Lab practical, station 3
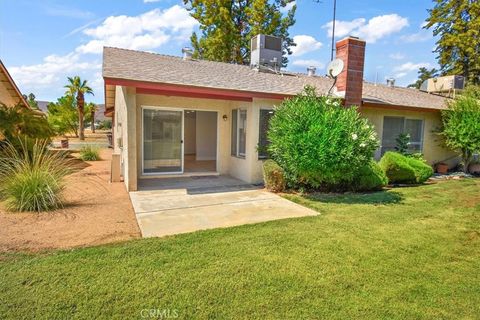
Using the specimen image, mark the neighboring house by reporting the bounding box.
[103,36,456,192]
[0,59,29,108]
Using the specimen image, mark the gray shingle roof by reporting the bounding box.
[103,47,448,110]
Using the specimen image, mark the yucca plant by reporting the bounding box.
[79,145,101,161]
[0,140,72,212]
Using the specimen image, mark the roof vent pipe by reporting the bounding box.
[307,66,316,77]
[182,47,193,60]
[386,78,395,87]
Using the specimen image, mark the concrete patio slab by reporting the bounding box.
[130,176,318,238]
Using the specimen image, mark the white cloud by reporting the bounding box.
[8,5,198,101]
[76,5,198,54]
[322,18,366,39]
[8,53,101,88]
[291,59,325,69]
[290,35,322,56]
[389,53,405,60]
[322,14,409,43]
[392,62,430,78]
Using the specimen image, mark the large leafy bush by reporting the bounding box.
[441,86,480,172]
[0,140,72,212]
[379,152,433,184]
[0,103,53,142]
[350,160,388,192]
[267,87,379,189]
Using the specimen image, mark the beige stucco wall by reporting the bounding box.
[132,93,260,188]
[361,106,459,167]
[113,86,138,191]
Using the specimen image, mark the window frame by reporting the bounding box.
[381,116,425,155]
[258,108,275,160]
[231,108,247,159]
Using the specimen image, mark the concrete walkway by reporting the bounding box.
[130,176,318,238]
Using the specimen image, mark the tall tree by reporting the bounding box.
[408,67,439,89]
[183,0,296,66]
[47,95,79,137]
[425,0,480,85]
[64,76,93,141]
[85,102,98,133]
[22,93,39,110]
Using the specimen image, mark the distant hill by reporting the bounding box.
[37,101,110,121]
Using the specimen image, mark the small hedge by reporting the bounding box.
[379,152,433,184]
[351,160,388,191]
[263,160,286,192]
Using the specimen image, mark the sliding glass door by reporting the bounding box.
[143,108,183,174]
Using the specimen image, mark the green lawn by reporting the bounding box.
[1,180,479,319]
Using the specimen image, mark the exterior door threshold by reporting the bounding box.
[140,172,220,179]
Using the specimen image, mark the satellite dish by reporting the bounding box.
[326,59,344,78]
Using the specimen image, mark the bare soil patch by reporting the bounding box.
[0,148,141,252]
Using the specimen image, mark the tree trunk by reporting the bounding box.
[91,110,95,133]
[77,93,85,141]
[462,149,472,173]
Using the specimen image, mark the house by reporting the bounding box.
[0,59,30,108]
[103,36,457,192]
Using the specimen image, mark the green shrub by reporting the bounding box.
[0,140,72,212]
[268,86,379,189]
[379,152,433,184]
[408,158,434,183]
[79,145,101,161]
[351,160,388,191]
[262,159,286,192]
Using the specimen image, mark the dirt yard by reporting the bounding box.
[0,148,141,252]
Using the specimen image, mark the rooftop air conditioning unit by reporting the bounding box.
[250,34,283,71]
[421,75,465,93]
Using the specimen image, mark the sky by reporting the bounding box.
[0,0,439,103]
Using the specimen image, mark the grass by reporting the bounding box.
[0,140,72,212]
[79,145,101,161]
[1,180,479,319]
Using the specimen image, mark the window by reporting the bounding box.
[258,109,275,159]
[381,116,424,155]
[231,109,247,158]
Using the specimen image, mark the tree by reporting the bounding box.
[64,76,93,140]
[408,67,439,89]
[183,0,296,66]
[441,86,480,172]
[85,103,98,133]
[425,0,480,85]
[47,95,79,137]
[22,93,39,110]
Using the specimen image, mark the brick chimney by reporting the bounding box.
[335,36,366,107]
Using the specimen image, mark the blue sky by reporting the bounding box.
[0,0,438,103]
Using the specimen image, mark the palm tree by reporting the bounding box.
[64,76,93,141]
[86,103,98,133]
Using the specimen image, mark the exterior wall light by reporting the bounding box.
[223,114,228,121]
